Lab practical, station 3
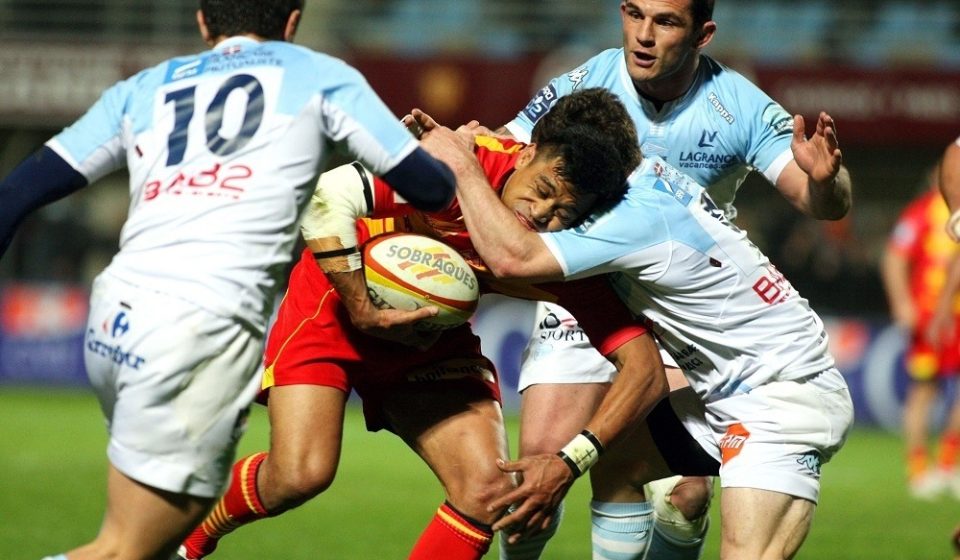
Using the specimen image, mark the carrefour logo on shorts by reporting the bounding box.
[522,85,559,123]
[86,309,146,370]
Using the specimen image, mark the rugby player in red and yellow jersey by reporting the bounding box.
[882,169,960,498]
[180,89,671,559]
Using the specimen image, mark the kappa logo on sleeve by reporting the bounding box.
[719,422,750,464]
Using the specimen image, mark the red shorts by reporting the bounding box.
[907,316,960,381]
[260,250,500,431]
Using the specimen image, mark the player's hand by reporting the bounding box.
[420,125,485,178]
[488,455,575,544]
[348,306,443,350]
[404,108,494,141]
[924,306,955,350]
[791,112,843,187]
[326,268,442,349]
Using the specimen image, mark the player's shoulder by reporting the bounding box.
[697,55,764,95]
[575,48,624,81]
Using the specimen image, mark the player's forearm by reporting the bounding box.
[879,251,914,324]
[806,165,851,220]
[582,334,668,453]
[0,146,87,257]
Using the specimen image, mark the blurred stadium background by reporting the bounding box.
[1,1,959,557]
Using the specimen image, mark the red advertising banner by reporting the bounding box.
[751,66,960,147]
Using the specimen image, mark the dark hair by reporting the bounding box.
[199,0,304,41]
[536,124,629,212]
[531,87,641,178]
[692,0,715,28]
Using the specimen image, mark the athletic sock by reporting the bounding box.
[938,431,960,471]
[181,452,270,559]
[499,501,564,559]
[590,500,653,560]
[409,502,493,560]
[647,515,709,560]
[908,445,929,480]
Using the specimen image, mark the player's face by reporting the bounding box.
[619,0,715,100]
[500,149,596,233]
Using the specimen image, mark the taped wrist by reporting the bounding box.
[556,430,604,478]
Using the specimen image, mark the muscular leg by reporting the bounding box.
[180,385,347,558]
[719,487,814,560]
[65,464,213,560]
[502,382,609,559]
[383,382,515,559]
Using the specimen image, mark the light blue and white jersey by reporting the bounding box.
[47,37,419,333]
[539,157,834,403]
[507,51,795,218]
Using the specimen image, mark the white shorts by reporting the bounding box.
[701,368,854,503]
[85,272,264,498]
[518,301,678,392]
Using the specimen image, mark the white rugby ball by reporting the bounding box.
[363,233,480,330]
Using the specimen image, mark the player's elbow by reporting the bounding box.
[483,253,531,280]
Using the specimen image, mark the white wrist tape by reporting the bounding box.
[947,208,960,243]
[557,430,604,478]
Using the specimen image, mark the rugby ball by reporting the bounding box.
[363,233,480,330]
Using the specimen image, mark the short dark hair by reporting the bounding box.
[691,0,715,28]
[199,0,304,41]
[532,87,641,179]
[535,125,629,213]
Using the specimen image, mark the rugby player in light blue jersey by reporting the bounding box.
[488,0,851,558]
[0,2,455,558]
[423,124,853,560]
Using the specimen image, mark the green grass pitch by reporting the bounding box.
[1,387,957,559]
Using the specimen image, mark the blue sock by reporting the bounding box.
[499,501,564,559]
[590,500,653,560]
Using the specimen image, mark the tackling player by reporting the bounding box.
[408,1,852,558]
[424,122,854,560]
[0,2,458,558]
[179,89,702,560]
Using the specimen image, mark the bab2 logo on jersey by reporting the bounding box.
[86,306,146,370]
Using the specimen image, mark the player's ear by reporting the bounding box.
[284,9,302,42]
[197,10,214,45]
[694,20,716,49]
[515,145,537,169]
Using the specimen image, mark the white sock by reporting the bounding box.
[591,500,653,560]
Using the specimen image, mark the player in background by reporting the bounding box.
[422,123,854,560]
[179,89,699,560]
[0,1,458,558]
[409,1,851,558]
[880,163,960,500]
[942,136,960,238]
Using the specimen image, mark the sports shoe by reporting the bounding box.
[908,470,946,500]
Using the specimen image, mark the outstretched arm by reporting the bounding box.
[776,112,852,220]
[0,146,88,258]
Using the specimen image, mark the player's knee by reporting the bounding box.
[448,467,516,523]
[670,476,713,521]
[268,457,338,506]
